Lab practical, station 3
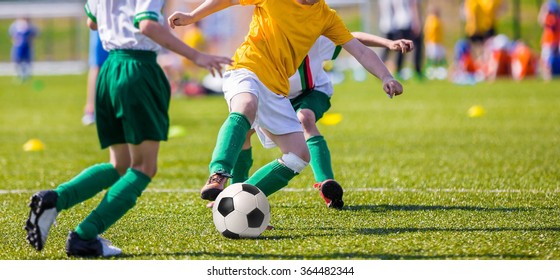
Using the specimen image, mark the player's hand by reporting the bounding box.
[389,39,414,54]
[168,12,194,29]
[194,53,233,78]
[382,77,403,99]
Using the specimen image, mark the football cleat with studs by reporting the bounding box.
[65,231,122,258]
[200,172,230,201]
[25,190,59,251]
[314,179,344,209]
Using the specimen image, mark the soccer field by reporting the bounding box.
[0,75,559,261]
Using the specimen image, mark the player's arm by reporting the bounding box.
[84,1,98,31]
[342,38,403,98]
[139,20,232,77]
[351,31,414,54]
[87,18,97,31]
[168,0,240,29]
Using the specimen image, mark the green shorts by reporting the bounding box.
[289,90,331,121]
[95,50,170,149]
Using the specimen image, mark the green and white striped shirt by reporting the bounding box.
[85,0,164,52]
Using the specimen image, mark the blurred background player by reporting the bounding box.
[380,0,424,81]
[482,34,511,81]
[24,0,232,258]
[9,17,37,83]
[82,30,109,126]
[423,4,447,80]
[378,0,397,67]
[509,39,537,81]
[180,22,208,96]
[462,0,506,62]
[538,0,560,80]
[450,39,484,84]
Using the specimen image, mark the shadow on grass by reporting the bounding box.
[124,251,537,260]
[356,226,560,235]
[345,204,534,212]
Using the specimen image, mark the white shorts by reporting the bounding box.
[222,68,303,148]
[425,43,446,61]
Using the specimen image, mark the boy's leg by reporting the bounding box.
[231,147,253,184]
[245,131,309,196]
[307,135,334,182]
[54,163,121,212]
[202,112,251,200]
[305,131,344,209]
[231,129,255,184]
[208,112,252,176]
[71,141,157,241]
[293,95,343,208]
[25,162,121,251]
[202,92,256,200]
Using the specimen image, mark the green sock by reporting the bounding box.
[231,148,253,184]
[209,112,251,175]
[75,168,151,240]
[54,163,121,212]
[307,135,334,182]
[245,160,298,196]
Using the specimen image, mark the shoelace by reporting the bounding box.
[208,174,227,184]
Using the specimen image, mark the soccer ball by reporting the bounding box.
[212,183,270,239]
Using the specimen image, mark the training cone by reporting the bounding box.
[168,125,187,138]
[468,105,485,118]
[23,138,45,152]
[319,113,343,126]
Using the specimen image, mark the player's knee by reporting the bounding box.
[112,163,129,176]
[297,109,317,131]
[131,165,157,178]
[143,166,157,178]
[280,152,309,173]
[231,93,258,122]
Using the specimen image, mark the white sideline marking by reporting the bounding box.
[2,187,559,195]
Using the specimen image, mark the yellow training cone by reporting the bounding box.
[468,105,485,118]
[23,138,45,152]
[168,125,187,138]
[319,113,343,126]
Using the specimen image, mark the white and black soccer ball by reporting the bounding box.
[212,183,270,239]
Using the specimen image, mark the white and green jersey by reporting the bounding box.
[85,0,164,52]
[287,36,342,99]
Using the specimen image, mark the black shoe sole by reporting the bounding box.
[321,181,344,210]
[24,191,57,251]
[201,188,223,201]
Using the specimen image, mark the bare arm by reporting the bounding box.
[168,0,239,29]
[342,38,403,98]
[87,18,97,31]
[139,20,232,76]
[351,31,414,53]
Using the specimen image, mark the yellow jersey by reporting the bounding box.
[464,0,502,36]
[232,0,354,96]
[423,14,443,44]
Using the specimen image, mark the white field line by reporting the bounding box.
[1,187,559,195]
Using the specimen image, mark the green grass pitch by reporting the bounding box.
[0,74,558,260]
